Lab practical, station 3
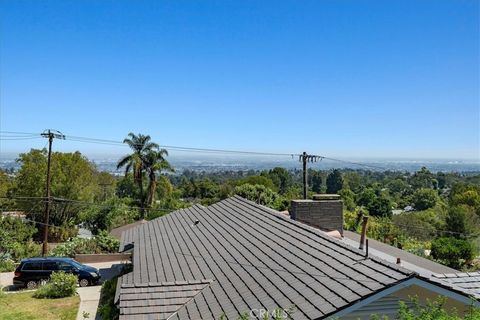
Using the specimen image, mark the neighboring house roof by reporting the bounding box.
[342,230,457,276]
[117,276,214,320]
[111,220,147,240]
[117,196,415,320]
[430,273,480,300]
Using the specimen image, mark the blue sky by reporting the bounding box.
[1,0,478,159]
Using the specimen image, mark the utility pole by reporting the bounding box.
[299,152,323,199]
[302,152,307,199]
[41,129,65,256]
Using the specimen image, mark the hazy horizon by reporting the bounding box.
[1,1,479,160]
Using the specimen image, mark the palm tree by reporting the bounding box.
[144,149,172,209]
[117,133,159,214]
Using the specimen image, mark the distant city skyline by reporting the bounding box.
[1,0,479,160]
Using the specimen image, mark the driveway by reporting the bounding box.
[0,271,13,289]
[76,261,126,320]
[1,261,127,320]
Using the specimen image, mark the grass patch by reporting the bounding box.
[0,291,79,320]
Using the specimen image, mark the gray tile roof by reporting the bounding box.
[111,220,148,240]
[430,272,480,299]
[117,278,213,320]
[117,196,414,319]
[342,230,458,276]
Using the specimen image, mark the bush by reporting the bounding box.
[233,184,288,211]
[95,231,120,253]
[51,232,120,257]
[431,237,476,269]
[97,278,120,320]
[34,271,77,299]
[9,241,42,261]
[0,259,15,272]
[79,198,139,235]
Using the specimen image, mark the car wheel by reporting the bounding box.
[79,278,89,287]
[26,280,37,290]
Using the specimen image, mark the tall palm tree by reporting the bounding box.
[144,149,172,209]
[117,133,159,214]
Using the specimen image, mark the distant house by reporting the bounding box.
[116,196,479,320]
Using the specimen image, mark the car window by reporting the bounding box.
[22,262,42,270]
[42,261,58,271]
[58,262,75,271]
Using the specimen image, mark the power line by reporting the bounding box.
[0,130,407,171]
[0,131,39,135]
[0,196,177,213]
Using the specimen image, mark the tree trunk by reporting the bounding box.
[138,170,145,219]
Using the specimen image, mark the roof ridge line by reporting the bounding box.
[121,278,214,288]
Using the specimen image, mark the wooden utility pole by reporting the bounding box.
[41,129,65,256]
[299,152,323,200]
[302,152,307,199]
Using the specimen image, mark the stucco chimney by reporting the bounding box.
[290,194,343,235]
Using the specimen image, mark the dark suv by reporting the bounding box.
[13,257,101,289]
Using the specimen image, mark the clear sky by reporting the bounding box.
[0,0,479,159]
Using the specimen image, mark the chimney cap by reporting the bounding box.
[312,194,341,201]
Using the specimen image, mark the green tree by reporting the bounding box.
[238,175,276,191]
[410,167,435,189]
[412,188,439,210]
[0,216,38,261]
[431,237,475,269]
[357,188,393,217]
[117,133,159,215]
[308,169,323,193]
[79,198,139,234]
[143,149,172,209]
[451,189,480,215]
[234,184,287,210]
[326,169,343,194]
[116,174,140,199]
[267,167,293,194]
[13,149,98,231]
[0,170,15,209]
[444,205,480,239]
[339,188,355,211]
[95,172,116,202]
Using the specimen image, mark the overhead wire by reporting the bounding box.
[0,131,396,170]
[0,196,176,213]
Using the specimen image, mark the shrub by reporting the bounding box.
[51,232,120,257]
[9,241,42,261]
[95,231,120,253]
[233,184,288,211]
[34,271,77,298]
[79,198,139,235]
[431,237,476,269]
[97,278,120,320]
[0,259,16,272]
